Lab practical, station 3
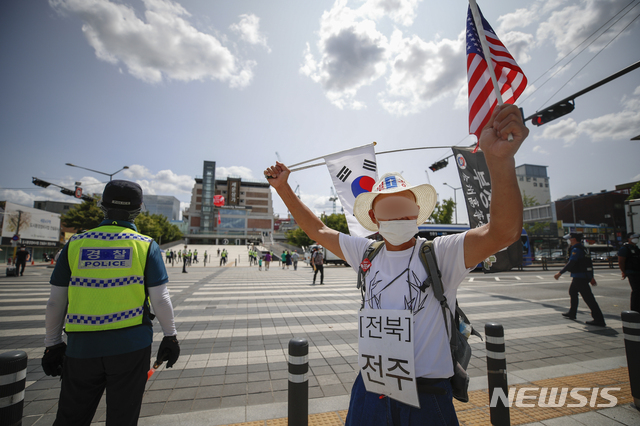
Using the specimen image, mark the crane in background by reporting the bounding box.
[329,187,338,214]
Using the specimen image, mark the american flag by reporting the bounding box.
[467,4,527,140]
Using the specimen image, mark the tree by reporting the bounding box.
[522,192,539,207]
[321,213,349,234]
[628,181,640,200]
[135,212,183,244]
[524,221,552,236]
[285,227,314,247]
[429,198,455,224]
[61,197,103,231]
[284,213,349,247]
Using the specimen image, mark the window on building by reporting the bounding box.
[519,177,524,181]
[545,184,548,187]
[533,183,538,187]
[526,177,531,182]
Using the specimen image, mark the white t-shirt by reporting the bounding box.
[339,232,472,379]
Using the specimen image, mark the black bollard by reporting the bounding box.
[485,323,510,426]
[288,338,308,426]
[622,311,640,410]
[0,351,28,426]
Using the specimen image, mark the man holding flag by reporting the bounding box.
[266,2,529,423]
[265,105,529,426]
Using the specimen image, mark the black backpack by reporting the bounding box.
[356,240,481,402]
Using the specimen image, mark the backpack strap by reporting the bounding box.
[418,241,459,361]
[357,241,385,310]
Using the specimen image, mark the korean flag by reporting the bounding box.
[324,144,378,238]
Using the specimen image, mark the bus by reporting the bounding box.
[417,224,533,267]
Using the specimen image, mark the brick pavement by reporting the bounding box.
[0,261,637,425]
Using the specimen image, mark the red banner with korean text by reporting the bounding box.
[452,147,522,272]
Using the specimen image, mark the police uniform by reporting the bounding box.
[618,238,640,312]
[43,181,178,426]
[560,242,605,325]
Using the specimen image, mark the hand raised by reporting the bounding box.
[264,161,291,190]
[479,104,529,161]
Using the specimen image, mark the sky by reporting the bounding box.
[1,0,639,224]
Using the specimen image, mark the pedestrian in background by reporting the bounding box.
[285,251,292,269]
[554,233,606,326]
[264,251,271,270]
[42,180,180,426]
[14,244,30,276]
[292,250,299,271]
[618,232,640,312]
[311,247,324,285]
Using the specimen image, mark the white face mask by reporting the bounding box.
[377,220,418,246]
[632,238,639,245]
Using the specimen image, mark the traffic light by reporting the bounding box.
[530,101,575,126]
[429,159,448,172]
[32,177,51,188]
[60,188,75,196]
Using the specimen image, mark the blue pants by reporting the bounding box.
[345,373,459,426]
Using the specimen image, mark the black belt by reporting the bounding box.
[416,377,448,395]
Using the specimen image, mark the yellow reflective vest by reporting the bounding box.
[65,225,152,332]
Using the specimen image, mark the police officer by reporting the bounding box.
[42,180,180,426]
[618,232,640,312]
[554,233,606,326]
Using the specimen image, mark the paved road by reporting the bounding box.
[0,261,634,425]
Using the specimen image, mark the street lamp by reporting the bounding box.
[65,163,129,181]
[443,183,461,224]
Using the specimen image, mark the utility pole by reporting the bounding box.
[12,210,23,262]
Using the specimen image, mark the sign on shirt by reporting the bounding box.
[358,309,419,408]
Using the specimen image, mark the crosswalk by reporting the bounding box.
[0,266,628,422]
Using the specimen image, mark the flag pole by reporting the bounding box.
[468,0,514,141]
[288,145,467,173]
[287,142,377,169]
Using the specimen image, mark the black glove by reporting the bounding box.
[156,335,180,368]
[42,342,66,377]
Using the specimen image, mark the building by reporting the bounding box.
[183,161,274,245]
[33,200,80,215]
[1,201,62,263]
[143,195,181,221]
[555,190,628,245]
[516,164,551,205]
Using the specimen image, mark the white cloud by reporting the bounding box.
[300,0,389,110]
[50,0,255,87]
[532,145,550,155]
[216,166,255,180]
[359,0,422,27]
[299,193,334,216]
[122,165,193,195]
[537,118,579,146]
[536,0,638,59]
[379,29,465,115]
[230,14,271,52]
[497,6,540,32]
[301,0,533,115]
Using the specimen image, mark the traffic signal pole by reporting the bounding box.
[525,60,640,125]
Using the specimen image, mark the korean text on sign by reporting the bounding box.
[358,309,419,408]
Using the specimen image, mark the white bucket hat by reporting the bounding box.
[353,172,438,232]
